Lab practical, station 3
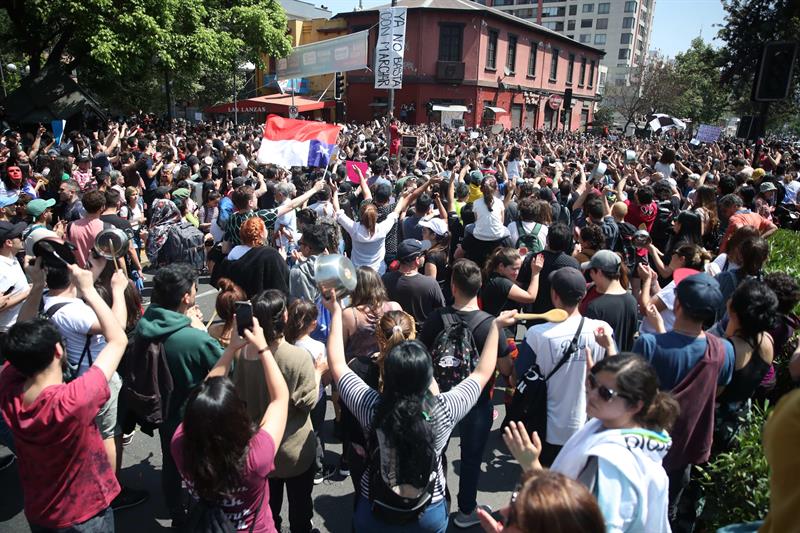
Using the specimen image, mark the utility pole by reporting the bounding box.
[233,66,238,126]
[165,70,173,121]
[387,0,397,119]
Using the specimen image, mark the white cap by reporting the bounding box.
[418,217,449,237]
[25,228,60,257]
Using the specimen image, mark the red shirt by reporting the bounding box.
[172,425,277,533]
[624,199,658,232]
[0,365,119,528]
[720,210,776,252]
[389,125,401,156]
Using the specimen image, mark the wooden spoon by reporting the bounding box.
[514,309,570,323]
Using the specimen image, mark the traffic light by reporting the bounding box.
[334,72,345,101]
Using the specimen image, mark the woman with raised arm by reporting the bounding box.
[172,317,289,533]
[323,289,517,533]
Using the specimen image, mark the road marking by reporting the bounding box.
[196,288,219,300]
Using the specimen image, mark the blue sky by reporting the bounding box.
[316,0,728,58]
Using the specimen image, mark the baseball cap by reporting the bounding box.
[581,249,621,274]
[468,170,484,185]
[397,239,429,262]
[418,217,449,237]
[549,267,587,303]
[0,221,26,242]
[675,272,722,319]
[26,198,56,217]
[0,193,19,208]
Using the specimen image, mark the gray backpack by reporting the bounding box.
[159,221,205,270]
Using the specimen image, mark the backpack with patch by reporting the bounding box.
[183,485,265,533]
[118,333,175,433]
[430,310,491,392]
[614,221,638,274]
[651,199,677,251]
[515,221,544,254]
[367,423,438,524]
[159,221,205,270]
[43,302,93,382]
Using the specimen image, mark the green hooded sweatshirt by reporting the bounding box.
[135,305,222,426]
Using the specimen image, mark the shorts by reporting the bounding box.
[95,372,122,440]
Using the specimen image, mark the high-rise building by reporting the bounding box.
[483,0,655,87]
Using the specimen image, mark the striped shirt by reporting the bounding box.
[338,370,481,503]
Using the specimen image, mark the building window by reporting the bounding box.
[567,19,576,30]
[582,3,594,12]
[598,2,610,13]
[569,4,577,15]
[620,32,632,44]
[542,6,565,16]
[528,43,538,76]
[515,8,535,18]
[541,21,564,30]
[622,17,634,28]
[594,34,606,45]
[581,19,592,28]
[596,18,608,29]
[615,78,626,86]
[625,1,636,12]
[588,59,596,87]
[579,56,587,85]
[494,0,513,5]
[579,33,591,43]
[438,24,463,62]
[567,53,575,83]
[549,48,559,81]
[506,34,518,73]
[618,48,630,60]
[487,30,498,69]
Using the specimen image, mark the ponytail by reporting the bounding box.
[640,392,680,432]
[360,202,378,236]
[481,176,497,211]
[483,246,521,281]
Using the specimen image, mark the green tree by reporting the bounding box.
[672,37,730,127]
[0,0,292,110]
[717,0,800,132]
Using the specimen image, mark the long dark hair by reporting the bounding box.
[729,279,778,350]
[93,260,142,332]
[591,353,679,431]
[666,210,703,259]
[251,289,287,344]
[350,266,389,312]
[371,341,436,487]
[481,176,497,210]
[181,377,256,502]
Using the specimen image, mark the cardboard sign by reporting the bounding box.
[345,160,369,184]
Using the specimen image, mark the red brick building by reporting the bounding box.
[335,0,605,130]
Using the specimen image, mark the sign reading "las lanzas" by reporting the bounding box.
[374,7,408,90]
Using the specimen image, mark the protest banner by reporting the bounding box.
[374,7,408,90]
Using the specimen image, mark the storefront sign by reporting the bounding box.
[374,7,408,90]
[277,30,369,79]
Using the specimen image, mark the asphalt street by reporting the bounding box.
[0,274,521,533]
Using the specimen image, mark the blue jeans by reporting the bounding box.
[30,506,114,532]
[455,396,493,515]
[354,495,447,533]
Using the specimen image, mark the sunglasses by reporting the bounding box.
[586,373,628,402]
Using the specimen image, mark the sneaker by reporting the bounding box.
[111,486,149,511]
[453,505,492,528]
[314,465,335,485]
[122,430,136,447]
[338,456,350,477]
[0,454,15,471]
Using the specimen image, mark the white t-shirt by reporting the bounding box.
[654,161,674,179]
[336,211,399,275]
[275,200,299,250]
[506,160,521,181]
[522,314,611,445]
[309,201,335,218]
[507,221,548,249]
[783,180,800,204]
[640,282,677,334]
[227,244,252,261]
[295,336,327,401]
[42,295,106,376]
[472,198,509,241]
[0,255,28,332]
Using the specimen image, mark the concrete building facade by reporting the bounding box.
[481,0,655,88]
[336,0,604,130]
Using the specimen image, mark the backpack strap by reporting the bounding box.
[545,316,585,382]
[74,334,94,371]
[43,302,71,319]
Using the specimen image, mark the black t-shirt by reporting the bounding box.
[584,292,639,352]
[425,249,451,302]
[100,214,134,238]
[381,271,446,329]
[479,273,514,317]
[518,250,580,316]
[419,306,509,401]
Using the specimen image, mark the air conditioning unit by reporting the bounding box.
[436,61,465,82]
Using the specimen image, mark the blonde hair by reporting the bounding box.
[374,310,416,390]
[611,201,628,220]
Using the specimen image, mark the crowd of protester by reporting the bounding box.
[0,114,800,533]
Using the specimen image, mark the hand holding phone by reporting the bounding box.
[235,301,254,337]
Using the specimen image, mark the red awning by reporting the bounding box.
[204,94,335,114]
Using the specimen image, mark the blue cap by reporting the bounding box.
[675,272,722,320]
[0,193,19,208]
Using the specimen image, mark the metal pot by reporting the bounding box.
[94,227,130,260]
[315,254,357,298]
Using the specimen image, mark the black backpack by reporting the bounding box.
[118,333,175,431]
[503,317,585,441]
[614,221,638,275]
[158,221,205,270]
[514,221,544,253]
[43,302,93,382]
[651,199,677,251]
[367,426,438,525]
[430,310,491,392]
[183,485,266,533]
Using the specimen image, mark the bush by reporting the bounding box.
[698,402,771,531]
[765,229,800,281]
